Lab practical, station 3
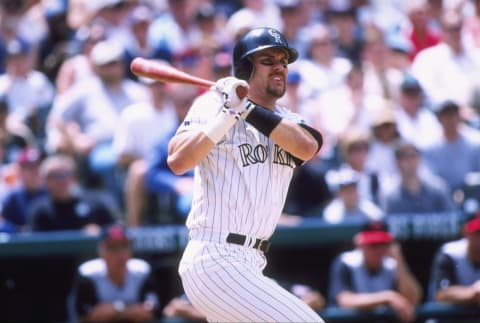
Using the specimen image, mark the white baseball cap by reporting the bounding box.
[90,40,124,66]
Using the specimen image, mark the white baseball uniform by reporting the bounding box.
[176,90,324,322]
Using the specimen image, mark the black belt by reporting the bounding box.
[226,233,270,253]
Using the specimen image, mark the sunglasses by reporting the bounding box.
[46,170,73,180]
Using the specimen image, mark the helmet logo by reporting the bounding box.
[268,28,283,44]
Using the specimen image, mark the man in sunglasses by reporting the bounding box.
[29,154,118,233]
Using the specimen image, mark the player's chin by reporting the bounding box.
[267,85,286,98]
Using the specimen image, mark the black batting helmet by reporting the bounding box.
[233,27,298,80]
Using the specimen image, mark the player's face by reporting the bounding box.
[250,48,289,98]
[361,243,390,270]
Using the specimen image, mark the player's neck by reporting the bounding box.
[248,94,276,110]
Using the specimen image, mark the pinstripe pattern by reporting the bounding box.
[177,91,300,239]
[176,90,323,321]
[179,240,324,322]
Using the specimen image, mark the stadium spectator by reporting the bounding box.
[46,39,148,193]
[225,0,283,38]
[54,22,106,94]
[328,219,422,323]
[29,154,118,233]
[428,209,480,304]
[0,37,55,140]
[148,0,203,63]
[423,100,480,193]
[365,103,403,191]
[124,84,196,226]
[401,0,441,61]
[379,140,456,214]
[361,24,400,101]
[71,223,160,323]
[276,0,312,59]
[141,84,198,225]
[323,167,384,225]
[327,127,382,204]
[296,22,352,101]
[411,9,480,115]
[115,76,177,225]
[303,63,384,162]
[0,97,36,164]
[385,30,413,75]
[326,1,364,64]
[393,74,442,150]
[0,148,47,232]
[280,154,332,225]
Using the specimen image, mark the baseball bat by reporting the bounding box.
[130,57,247,98]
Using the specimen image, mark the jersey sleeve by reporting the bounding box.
[327,255,354,306]
[428,251,457,301]
[175,90,223,135]
[73,274,98,318]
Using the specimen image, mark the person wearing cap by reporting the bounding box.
[326,127,382,204]
[394,74,442,150]
[328,220,422,323]
[0,148,48,233]
[46,38,148,197]
[427,210,480,305]
[323,167,384,225]
[365,102,402,187]
[423,99,480,193]
[72,223,160,322]
[0,36,55,127]
[29,154,118,233]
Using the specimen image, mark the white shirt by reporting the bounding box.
[113,101,177,159]
[0,70,55,121]
[411,43,480,106]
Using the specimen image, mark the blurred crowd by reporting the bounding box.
[1,0,480,321]
[0,0,479,231]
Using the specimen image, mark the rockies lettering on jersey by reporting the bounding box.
[238,143,295,168]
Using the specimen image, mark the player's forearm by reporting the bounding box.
[436,286,479,304]
[270,119,320,161]
[337,290,395,310]
[396,269,422,304]
[167,130,214,175]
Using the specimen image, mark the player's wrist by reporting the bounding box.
[244,104,282,137]
[202,108,238,144]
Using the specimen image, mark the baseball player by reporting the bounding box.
[167,27,324,322]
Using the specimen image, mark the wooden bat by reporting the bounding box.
[130,57,247,98]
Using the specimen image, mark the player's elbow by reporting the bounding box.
[167,155,190,175]
[296,138,319,161]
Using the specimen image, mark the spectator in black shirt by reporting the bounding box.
[30,154,118,233]
[428,210,480,304]
[1,148,47,232]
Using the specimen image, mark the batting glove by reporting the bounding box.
[212,77,250,115]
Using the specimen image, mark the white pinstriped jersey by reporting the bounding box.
[176,90,304,240]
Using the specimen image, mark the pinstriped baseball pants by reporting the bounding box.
[179,239,325,323]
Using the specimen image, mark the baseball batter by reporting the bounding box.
[167,27,325,322]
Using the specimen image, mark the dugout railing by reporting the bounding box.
[1,211,478,322]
